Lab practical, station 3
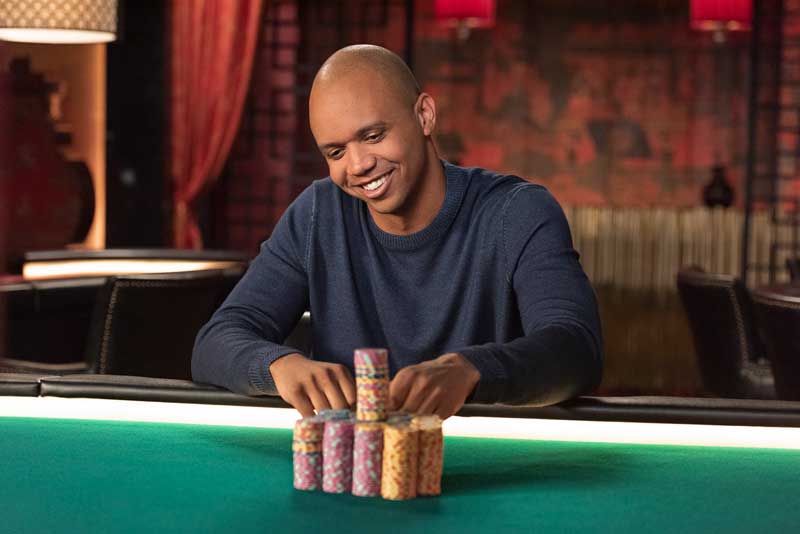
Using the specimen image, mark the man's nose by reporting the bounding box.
[346,144,376,176]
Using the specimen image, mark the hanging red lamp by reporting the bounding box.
[690,0,752,32]
[434,0,496,29]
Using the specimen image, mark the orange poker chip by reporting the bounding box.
[413,415,443,496]
[380,420,419,500]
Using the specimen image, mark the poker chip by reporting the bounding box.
[292,417,324,491]
[351,421,384,497]
[318,409,354,421]
[354,348,389,422]
[322,417,355,493]
[413,415,444,496]
[380,420,419,500]
[387,411,413,425]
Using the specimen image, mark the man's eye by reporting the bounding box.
[328,149,343,160]
[365,132,385,142]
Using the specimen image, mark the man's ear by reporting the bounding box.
[415,93,436,136]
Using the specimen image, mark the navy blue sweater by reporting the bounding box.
[192,162,602,405]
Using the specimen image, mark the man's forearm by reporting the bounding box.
[456,323,602,405]
[192,315,303,396]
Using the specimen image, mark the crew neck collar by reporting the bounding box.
[367,160,466,251]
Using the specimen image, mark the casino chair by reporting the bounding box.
[0,268,314,380]
[0,268,244,379]
[0,277,106,375]
[81,268,249,379]
[750,286,800,401]
[786,258,800,281]
[676,268,775,399]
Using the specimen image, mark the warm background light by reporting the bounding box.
[0,0,117,44]
[434,0,496,28]
[22,260,241,280]
[690,0,752,32]
[0,28,114,44]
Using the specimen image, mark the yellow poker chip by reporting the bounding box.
[381,421,419,500]
[292,441,323,453]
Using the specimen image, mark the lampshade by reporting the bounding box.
[0,0,117,44]
[434,0,496,28]
[690,0,751,32]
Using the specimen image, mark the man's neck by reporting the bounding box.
[369,154,446,235]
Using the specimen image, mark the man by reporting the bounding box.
[192,44,602,419]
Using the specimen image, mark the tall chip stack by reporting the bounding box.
[354,348,389,421]
[351,348,389,497]
[292,417,324,491]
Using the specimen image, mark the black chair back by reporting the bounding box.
[1,277,103,362]
[676,268,774,399]
[786,258,800,281]
[751,286,800,401]
[84,268,243,379]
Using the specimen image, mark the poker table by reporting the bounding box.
[1,374,800,533]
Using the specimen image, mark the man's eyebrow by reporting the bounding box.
[318,122,388,151]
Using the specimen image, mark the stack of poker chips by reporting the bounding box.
[351,421,384,497]
[321,410,356,493]
[292,417,324,490]
[291,348,444,500]
[354,348,389,421]
[413,415,444,496]
[381,418,419,500]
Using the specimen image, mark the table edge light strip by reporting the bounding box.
[22,260,238,279]
[0,397,798,450]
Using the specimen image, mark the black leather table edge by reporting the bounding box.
[39,375,289,408]
[6,374,794,427]
[0,277,107,291]
[457,398,800,427]
[0,373,45,397]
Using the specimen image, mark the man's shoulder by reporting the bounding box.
[306,176,354,207]
[285,177,345,214]
[285,177,360,238]
[451,162,552,212]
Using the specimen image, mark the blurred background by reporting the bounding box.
[2,0,798,401]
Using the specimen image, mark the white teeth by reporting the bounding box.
[363,173,389,191]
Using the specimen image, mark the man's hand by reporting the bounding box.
[270,353,356,417]
[388,353,480,419]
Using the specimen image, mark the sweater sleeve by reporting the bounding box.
[191,186,314,396]
[456,184,603,405]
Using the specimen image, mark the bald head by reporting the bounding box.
[311,44,420,111]
[307,45,443,234]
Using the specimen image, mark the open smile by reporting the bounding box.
[359,169,393,199]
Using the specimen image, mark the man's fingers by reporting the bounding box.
[399,379,428,414]
[416,389,441,415]
[336,368,357,407]
[388,368,415,411]
[319,370,350,410]
[305,382,332,413]
[290,392,316,418]
[435,397,463,420]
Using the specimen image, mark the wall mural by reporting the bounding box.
[414,0,750,207]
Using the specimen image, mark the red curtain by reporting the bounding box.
[170,0,264,249]
[0,44,10,275]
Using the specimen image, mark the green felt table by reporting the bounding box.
[2,412,799,534]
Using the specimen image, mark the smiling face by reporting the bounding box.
[309,69,443,234]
